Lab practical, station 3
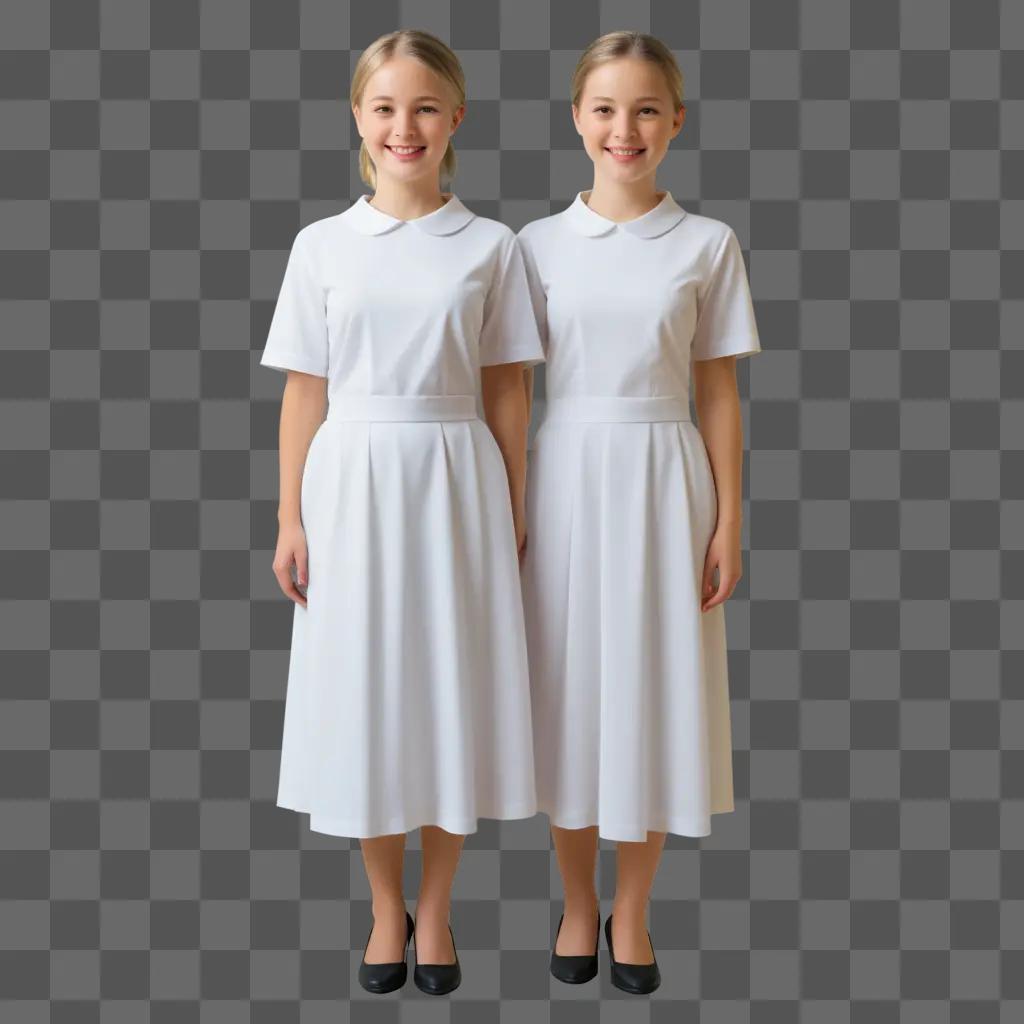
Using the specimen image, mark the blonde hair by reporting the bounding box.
[571,31,684,110]
[350,29,466,190]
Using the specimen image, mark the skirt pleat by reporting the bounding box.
[522,418,736,841]
[278,417,537,839]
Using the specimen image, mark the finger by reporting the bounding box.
[703,575,739,611]
[702,578,727,612]
[701,561,717,601]
[295,550,308,588]
[282,579,307,608]
[274,565,305,605]
[273,565,292,594]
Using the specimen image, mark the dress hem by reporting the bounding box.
[536,802,736,842]
[278,798,539,839]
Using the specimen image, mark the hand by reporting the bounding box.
[701,519,742,612]
[272,520,309,608]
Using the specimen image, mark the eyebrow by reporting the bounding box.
[367,95,443,102]
[590,96,664,103]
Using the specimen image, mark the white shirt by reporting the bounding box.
[261,193,545,398]
[517,190,760,403]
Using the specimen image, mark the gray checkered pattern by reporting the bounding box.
[1,0,1020,1018]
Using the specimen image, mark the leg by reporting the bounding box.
[415,824,465,964]
[359,832,409,963]
[551,824,600,954]
[611,830,666,964]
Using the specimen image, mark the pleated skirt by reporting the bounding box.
[276,396,537,838]
[520,396,736,841]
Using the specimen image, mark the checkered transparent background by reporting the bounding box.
[2,0,1022,1019]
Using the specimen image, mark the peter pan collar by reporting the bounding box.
[563,189,687,239]
[341,193,476,236]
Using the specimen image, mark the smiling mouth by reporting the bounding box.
[386,145,426,154]
[606,147,645,156]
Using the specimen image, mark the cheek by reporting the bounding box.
[640,125,669,148]
[427,121,453,144]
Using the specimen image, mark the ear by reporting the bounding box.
[351,102,363,139]
[670,103,686,139]
[450,103,466,134]
[571,103,582,137]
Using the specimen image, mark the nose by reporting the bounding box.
[394,112,417,138]
[613,117,637,141]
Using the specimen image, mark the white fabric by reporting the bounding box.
[543,395,691,423]
[518,190,761,841]
[261,194,545,838]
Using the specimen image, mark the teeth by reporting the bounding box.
[389,146,424,154]
[609,148,641,155]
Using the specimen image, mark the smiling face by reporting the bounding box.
[352,55,465,187]
[572,57,685,184]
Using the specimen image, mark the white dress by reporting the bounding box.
[260,193,545,838]
[518,191,761,841]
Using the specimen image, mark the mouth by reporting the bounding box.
[386,144,427,160]
[605,146,646,161]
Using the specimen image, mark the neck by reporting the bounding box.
[369,177,449,221]
[584,175,663,223]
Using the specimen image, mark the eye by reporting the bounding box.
[418,105,439,113]
[640,107,659,115]
[593,106,612,114]
[373,105,391,113]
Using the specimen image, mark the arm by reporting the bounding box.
[482,361,531,555]
[692,354,744,610]
[693,355,743,528]
[523,364,535,425]
[271,370,327,605]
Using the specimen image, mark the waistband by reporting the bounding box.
[326,394,478,422]
[542,396,691,423]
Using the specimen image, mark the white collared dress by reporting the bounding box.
[518,191,761,841]
[260,194,545,838]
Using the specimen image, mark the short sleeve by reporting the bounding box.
[516,227,549,357]
[691,227,761,362]
[259,229,329,378]
[478,232,546,369]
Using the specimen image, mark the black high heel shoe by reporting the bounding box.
[604,913,661,994]
[358,909,414,994]
[413,918,462,995]
[550,909,601,983]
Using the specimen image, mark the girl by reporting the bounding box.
[518,32,761,994]
[260,30,544,996]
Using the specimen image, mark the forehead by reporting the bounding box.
[580,57,673,101]
[362,55,452,101]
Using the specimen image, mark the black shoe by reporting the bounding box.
[604,913,661,994]
[413,919,461,995]
[550,910,600,983]
[358,909,414,994]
